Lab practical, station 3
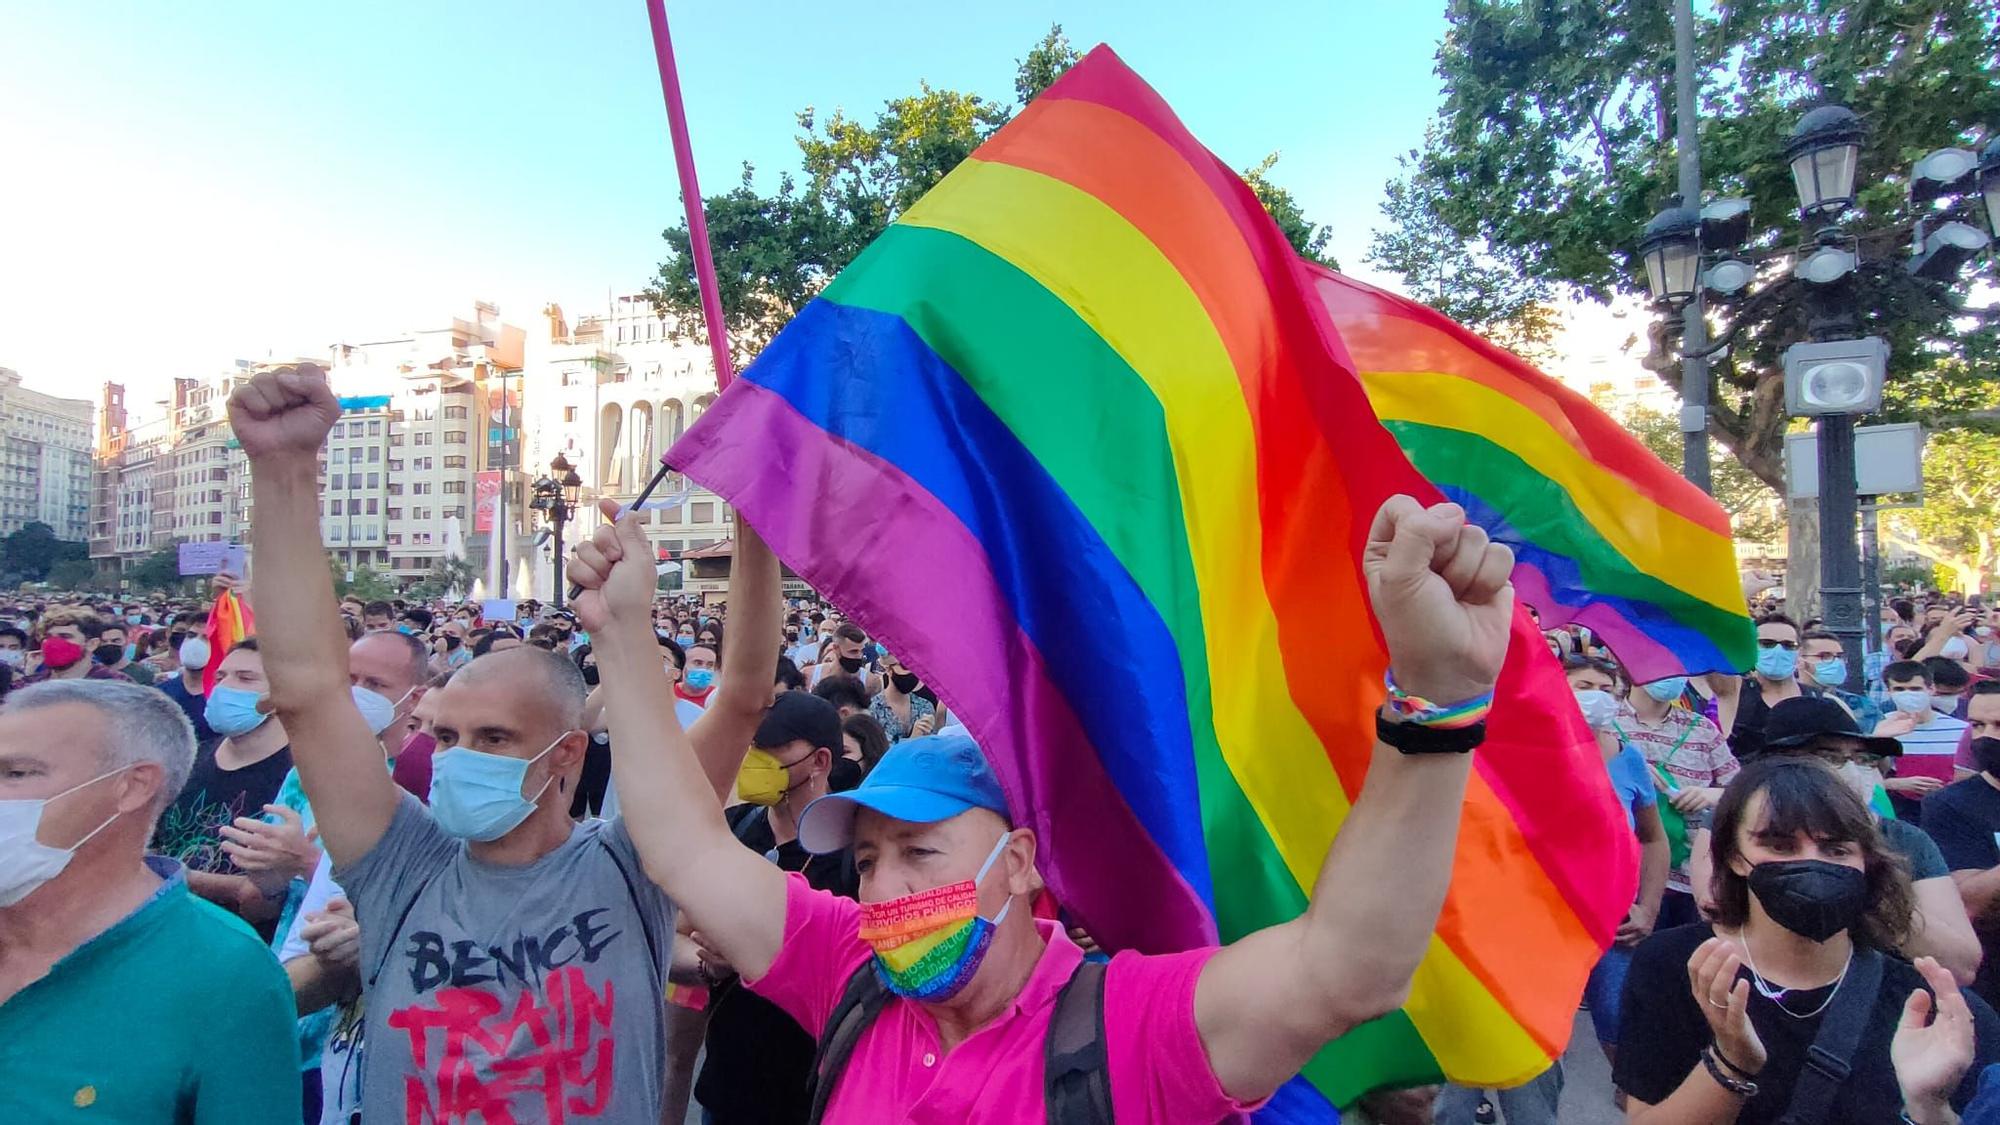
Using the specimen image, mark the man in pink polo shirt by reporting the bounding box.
[572,492,1516,1122]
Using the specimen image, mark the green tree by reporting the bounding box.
[47,559,97,590]
[128,544,187,592]
[1882,428,2000,594]
[407,556,476,601]
[1383,0,2000,492]
[1621,405,1787,548]
[1365,144,1557,358]
[2,522,86,583]
[329,558,398,602]
[1013,24,1083,106]
[648,29,1338,359]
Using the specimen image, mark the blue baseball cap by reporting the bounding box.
[796,729,1009,854]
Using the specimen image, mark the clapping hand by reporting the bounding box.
[299,898,361,972]
[1893,957,1976,1124]
[1688,936,1767,1077]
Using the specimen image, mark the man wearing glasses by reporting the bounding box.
[1723,613,1813,761]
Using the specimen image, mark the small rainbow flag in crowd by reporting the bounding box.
[671,46,1636,1114]
[202,588,254,695]
[1308,268,1757,682]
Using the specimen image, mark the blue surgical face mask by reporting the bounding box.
[683,666,715,692]
[1812,658,1848,687]
[1642,677,1688,703]
[427,735,564,842]
[1756,645,1798,680]
[204,685,270,738]
[125,613,143,625]
[123,644,137,663]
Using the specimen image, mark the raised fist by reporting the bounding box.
[227,363,341,460]
[1362,496,1515,707]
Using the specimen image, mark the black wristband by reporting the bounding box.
[1375,711,1485,755]
[1701,1048,1758,1097]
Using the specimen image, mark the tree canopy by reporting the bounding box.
[648,25,1338,358]
[2,522,88,584]
[1375,0,2000,491]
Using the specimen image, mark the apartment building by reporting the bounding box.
[0,367,93,541]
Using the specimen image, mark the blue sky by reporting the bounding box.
[0,1,1451,406]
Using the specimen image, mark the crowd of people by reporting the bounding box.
[5,361,2000,1125]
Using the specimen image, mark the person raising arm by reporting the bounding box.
[572,494,1516,1112]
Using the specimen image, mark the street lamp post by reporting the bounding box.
[531,453,586,609]
[1641,104,1995,691]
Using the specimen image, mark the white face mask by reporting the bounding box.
[1574,689,1619,731]
[0,768,128,907]
[352,685,415,736]
[0,649,21,668]
[1891,690,1932,715]
[178,637,211,671]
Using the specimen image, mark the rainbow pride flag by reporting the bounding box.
[202,588,254,695]
[669,47,1635,1113]
[1306,267,1757,682]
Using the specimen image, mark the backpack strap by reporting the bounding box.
[1045,959,1114,1125]
[806,964,894,1125]
[1775,947,1885,1125]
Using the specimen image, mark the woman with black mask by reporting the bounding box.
[1617,756,2000,1122]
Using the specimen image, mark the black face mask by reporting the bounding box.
[829,755,864,794]
[1747,859,1869,943]
[1972,737,2000,778]
[838,655,866,674]
[891,672,920,695]
[581,665,601,686]
[443,636,462,649]
[93,643,124,666]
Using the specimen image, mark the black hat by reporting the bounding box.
[754,691,843,755]
[1765,696,1902,757]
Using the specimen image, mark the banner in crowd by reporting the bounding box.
[1308,265,1758,682]
[473,471,501,533]
[669,45,1636,1114]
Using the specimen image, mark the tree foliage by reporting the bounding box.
[128,544,187,592]
[1383,0,2000,492]
[407,556,476,601]
[47,559,97,590]
[1882,428,2000,593]
[1622,405,1787,548]
[649,25,1338,358]
[2,522,88,583]
[1366,142,1557,357]
[329,558,398,602]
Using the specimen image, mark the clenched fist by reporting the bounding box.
[228,363,341,461]
[1362,496,1514,707]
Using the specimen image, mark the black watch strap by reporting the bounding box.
[1375,711,1485,754]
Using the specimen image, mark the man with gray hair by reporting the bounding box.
[0,679,300,1119]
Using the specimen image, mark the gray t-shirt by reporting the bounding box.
[335,792,674,1125]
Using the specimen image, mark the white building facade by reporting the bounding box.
[0,367,94,541]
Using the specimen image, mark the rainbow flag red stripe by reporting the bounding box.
[202,588,254,695]
[670,47,1635,1112]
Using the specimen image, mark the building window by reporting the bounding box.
[331,474,344,489]
[414,433,432,446]
[387,507,403,520]
[387,534,402,545]
[444,456,466,469]
[330,526,343,541]
[444,405,468,419]
[367,447,380,463]
[330,448,344,463]
[691,502,714,523]
[388,460,403,472]
[388,484,402,496]
[415,457,432,471]
[564,406,577,422]
[661,506,682,525]
[368,421,382,436]
[414,483,431,495]
[331,499,343,515]
[367,473,379,487]
[390,434,404,447]
[444,431,466,445]
[366,499,379,515]
[331,423,346,437]
[443,480,465,494]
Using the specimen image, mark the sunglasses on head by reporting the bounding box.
[1757,638,1800,650]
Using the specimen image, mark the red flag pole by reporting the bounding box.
[644,0,736,392]
[566,1,725,599]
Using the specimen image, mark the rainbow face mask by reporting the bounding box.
[858,832,1013,1002]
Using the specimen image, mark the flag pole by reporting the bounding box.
[570,0,726,599]
[644,0,736,392]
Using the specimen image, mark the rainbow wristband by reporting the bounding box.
[1383,671,1493,730]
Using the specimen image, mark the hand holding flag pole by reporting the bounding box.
[569,0,734,602]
